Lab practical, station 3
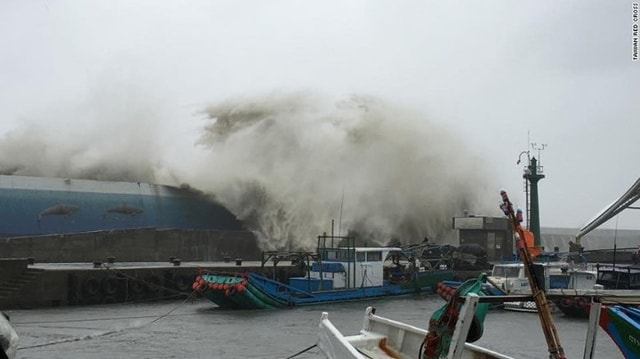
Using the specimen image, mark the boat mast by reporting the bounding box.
[501,190,565,359]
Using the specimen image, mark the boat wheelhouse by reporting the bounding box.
[596,264,640,290]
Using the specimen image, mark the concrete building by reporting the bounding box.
[452,216,513,262]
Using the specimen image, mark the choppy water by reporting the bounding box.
[6,295,622,359]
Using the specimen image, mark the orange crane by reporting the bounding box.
[500,189,566,359]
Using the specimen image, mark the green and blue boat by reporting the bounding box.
[600,305,640,358]
[193,234,455,309]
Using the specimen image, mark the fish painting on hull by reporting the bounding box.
[37,203,80,221]
[103,203,144,218]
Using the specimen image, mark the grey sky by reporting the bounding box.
[0,1,638,233]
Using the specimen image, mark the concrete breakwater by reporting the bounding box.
[0,259,302,309]
[0,228,302,309]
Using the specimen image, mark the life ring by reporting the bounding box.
[129,279,145,295]
[82,277,101,297]
[174,274,193,292]
[225,285,237,297]
[145,275,163,294]
[575,297,589,309]
[559,298,573,309]
[102,277,119,296]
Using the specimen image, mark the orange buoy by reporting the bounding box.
[225,285,238,297]
[236,284,245,293]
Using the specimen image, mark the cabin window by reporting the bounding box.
[337,250,354,260]
[356,252,365,262]
[599,272,617,281]
[493,267,520,278]
[367,251,382,262]
[619,273,629,283]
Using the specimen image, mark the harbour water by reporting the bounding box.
[7,295,622,359]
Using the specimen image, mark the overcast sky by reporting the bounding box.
[0,1,638,233]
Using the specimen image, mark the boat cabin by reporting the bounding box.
[488,262,572,294]
[596,264,640,289]
[307,246,404,290]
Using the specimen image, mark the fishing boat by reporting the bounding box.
[317,293,639,359]
[552,177,640,319]
[316,189,615,359]
[318,299,512,359]
[550,268,599,318]
[487,259,594,313]
[317,273,509,359]
[551,264,640,318]
[193,233,455,309]
[595,264,640,289]
[600,305,640,358]
[0,311,18,359]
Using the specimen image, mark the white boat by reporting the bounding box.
[487,261,597,313]
[317,294,514,359]
[0,311,19,359]
[316,293,614,359]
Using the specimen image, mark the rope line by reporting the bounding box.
[17,290,197,351]
[13,311,204,326]
[103,266,191,298]
[285,343,317,359]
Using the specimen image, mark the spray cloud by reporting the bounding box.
[0,90,496,251]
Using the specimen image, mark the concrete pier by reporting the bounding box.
[0,259,303,309]
[0,227,304,309]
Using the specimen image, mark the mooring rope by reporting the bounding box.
[285,343,317,359]
[17,290,198,351]
[103,266,191,298]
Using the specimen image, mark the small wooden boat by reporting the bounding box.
[195,233,454,309]
[317,298,513,359]
[317,296,638,359]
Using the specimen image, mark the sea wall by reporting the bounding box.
[0,260,303,309]
[0,228,261,263]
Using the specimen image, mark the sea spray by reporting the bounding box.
[0,90,496,251]
[189,92,495,250]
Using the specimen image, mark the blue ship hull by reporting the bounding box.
[195,270,455,309]
[0,175,243,237]
[600,305,640,358]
